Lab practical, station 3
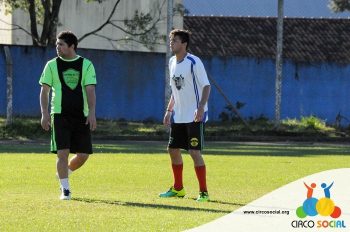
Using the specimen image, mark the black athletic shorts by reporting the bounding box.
[168,122,205,151]
[51,114,93,154]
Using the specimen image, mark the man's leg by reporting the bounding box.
[160,123,187,198]
[188,122,209,201]
[57,149,69,179]
[169,148,183,191]
[57,149,71,200]
[189,150,207,192]
[68,116,92,173]
[159,148,186,197]
[68,153,89,172]
[189,149,209,202]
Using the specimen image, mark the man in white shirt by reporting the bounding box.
[159,29,211,202]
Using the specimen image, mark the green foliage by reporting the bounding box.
[0,117,46,140]
[124,10,162,50]
[328,0,350,12]
[219,102,246,122]
[0,117,168,140]
[0,0,44,23]
[282,116,335,132]
[1,0,163,49]
[174,3,189,16]
[0,115,345,141]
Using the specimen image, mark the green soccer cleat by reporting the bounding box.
[196,191,210,202]
[159,186,186,198]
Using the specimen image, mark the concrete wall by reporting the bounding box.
[0,0,183,52]
[0,45,165,121]
[1,45,350,124]
[205,57,350,124]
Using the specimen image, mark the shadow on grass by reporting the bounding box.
[186,198,245,207]
[73,197,234,214]
[1,141,350,157]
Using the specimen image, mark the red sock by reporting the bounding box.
[172,163,183,190]
[195,165,207,192]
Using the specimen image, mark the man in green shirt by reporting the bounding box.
[39,31,97,200]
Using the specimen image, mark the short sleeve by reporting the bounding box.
[83,60,97,86]
[169,56,175,87]
[194,58,210,87]
[39,62,53,86]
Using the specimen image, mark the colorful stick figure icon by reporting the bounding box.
[296,181,341,219]
[304,182,316,198]
[321,181,334,198]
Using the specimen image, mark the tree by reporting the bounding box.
[77,0,165,50]
[0,0,180,49]
[0,0,62,46]
[328,0,350,12]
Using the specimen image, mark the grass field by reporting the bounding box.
[1,141,350,231]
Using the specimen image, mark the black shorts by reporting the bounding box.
[51,114,93,154]
[168,122,205,151]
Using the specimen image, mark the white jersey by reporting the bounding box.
[169,53,210,123]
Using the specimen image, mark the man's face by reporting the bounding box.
[56,39,73,58]
[170,35,185,54]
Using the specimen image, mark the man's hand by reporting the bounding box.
[194,106,204,122]
[86,112,97,131]
[41,112,51,131]
[163,111,172,126]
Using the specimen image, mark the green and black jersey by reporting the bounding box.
[39,56,97,118]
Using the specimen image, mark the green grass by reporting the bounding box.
[1,141,350,231]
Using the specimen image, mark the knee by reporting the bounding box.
[77,153,89,161]
[168,148,179,155]
[189,150,201,157]
[189,150,204,161]
[57,151,69,160]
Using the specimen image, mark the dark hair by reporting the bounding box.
[57,31,78,51]
[169,29,191,50]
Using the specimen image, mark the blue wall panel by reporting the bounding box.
[2,45,350,124]
[11,46,56,116]
[281,62,350,123]
[204,57,276,120]
[0,46,165,121]
[202,56,350,124]
[0,46,6,116]
[78,49,165,120]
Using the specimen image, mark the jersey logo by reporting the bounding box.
[190,137,199,147]
[63,69,80,90]
[172,74,185,90]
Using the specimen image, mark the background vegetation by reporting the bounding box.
[1,116,349,141]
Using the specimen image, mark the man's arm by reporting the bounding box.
[40,84,51,131]
[163,95,175,126]
[86,85,97,131]
[194,85,211,122]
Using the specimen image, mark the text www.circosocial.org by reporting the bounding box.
[243,210,290,215]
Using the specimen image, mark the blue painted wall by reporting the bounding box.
[203,57,350,124]
[0,48,5,115]
[1,45,350,124]
[0,45,165,121]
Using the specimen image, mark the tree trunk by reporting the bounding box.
[40,0,62,46]
[40,0,51,45]
[27,0,39,46]
[48,0,62,45]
